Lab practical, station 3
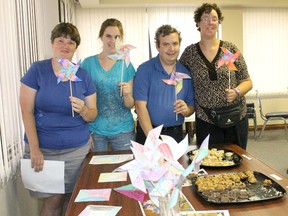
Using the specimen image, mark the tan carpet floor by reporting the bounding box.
[247,129,288,177]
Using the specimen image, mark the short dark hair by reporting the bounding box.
[50,23,81,48]
[194,3,224,31]
[98,18,124,40]
[154,24,182,47]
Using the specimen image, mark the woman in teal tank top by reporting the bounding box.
[82,18,136,152]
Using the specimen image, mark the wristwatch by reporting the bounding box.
[234,88,241,96]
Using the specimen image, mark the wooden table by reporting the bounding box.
[66,144,288,216]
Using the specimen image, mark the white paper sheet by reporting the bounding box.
[89,154,133,165]
[21,159,65,193]
[79,205,122,216]
[181,210,230,216]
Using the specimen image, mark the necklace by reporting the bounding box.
[165,63,176,75]
[171,63,176,73]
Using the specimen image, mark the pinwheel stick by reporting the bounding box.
[175,86,178,121]
[168,176,184,209]
[150,181,165,197]
[70,80,74,117]
[120,60,124,97]
[228,70,231,89]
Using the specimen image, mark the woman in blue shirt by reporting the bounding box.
[20,23,97,216]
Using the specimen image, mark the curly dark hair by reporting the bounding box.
[194,3,224,31]
[50,23,81,48]
[154,24,182,48]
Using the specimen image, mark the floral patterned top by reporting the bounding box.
[179,40,250,124]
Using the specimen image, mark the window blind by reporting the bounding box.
[0,0,43,187]
[75,6,148,69]
[243,8,288,96]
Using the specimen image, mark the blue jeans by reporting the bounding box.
[91,130,135,152]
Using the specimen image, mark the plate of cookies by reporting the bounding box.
[189,171,287,204]
[187,148,243,168]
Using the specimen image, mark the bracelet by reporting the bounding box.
[80,106,88,117]
[234,88,241,96]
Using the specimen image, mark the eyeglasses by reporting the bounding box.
[200,17,219,23]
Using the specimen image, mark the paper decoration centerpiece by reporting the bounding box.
[114,125,209,210]
[168,135,209,208]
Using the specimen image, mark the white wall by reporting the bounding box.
[222,9,288,126]
[42,0,60,58]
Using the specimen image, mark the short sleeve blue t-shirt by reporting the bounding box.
[21,59,96,149]
[81,55,136,135]
[133,55,195,127]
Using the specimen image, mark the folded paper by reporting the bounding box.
[114,184,149,202]
[75,189,112,202]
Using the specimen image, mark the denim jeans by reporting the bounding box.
[91,130,135,152]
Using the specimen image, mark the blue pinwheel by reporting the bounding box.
[57,58,82,117]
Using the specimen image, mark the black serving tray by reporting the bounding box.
[187,149,243,168]
[190,171,287,204]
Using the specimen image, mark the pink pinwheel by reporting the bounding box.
[218,47,240,71]
[181,134,209,176]
[108,37,136,67]
[217,47,241,89]
[162,72,191,94]
[57,58,82,117]
[162,72,191,121]
[57,59,81,83]
[108,37,136,96]
[109,44,136,67]
[169,134,209,209]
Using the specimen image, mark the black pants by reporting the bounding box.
[136,122,184,144]
[195,115,248,150]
